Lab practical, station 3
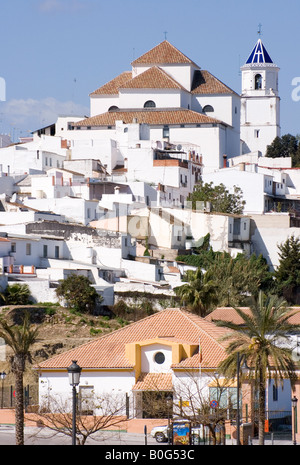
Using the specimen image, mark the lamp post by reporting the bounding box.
[0,372,6,409]
[291,395,298,446]
[67,360,82,446]
[166,395,172,445]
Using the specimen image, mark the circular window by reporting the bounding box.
[144,100,156,108]
[154,352,165,364]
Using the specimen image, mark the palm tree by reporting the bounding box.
[174,268,218,317]
[0,312,39,445]
[214,291,300,445]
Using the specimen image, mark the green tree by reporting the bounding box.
[201,252,273,307]
[188,181,245,214]
[0,283,31,305]
[0,312,39,445]
[275,235,300,304]
[174,268,218,316]
[56,274,100,314]
[215,292,300,445]
[266,134,300,167]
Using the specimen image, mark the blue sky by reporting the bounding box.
[0,0,300,141]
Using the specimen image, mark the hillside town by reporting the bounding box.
[0,39,296,305]
[1,37,300,446]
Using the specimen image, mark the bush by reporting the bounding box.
[1,283,31,305]
[55,275,101,314]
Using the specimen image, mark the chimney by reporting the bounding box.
[223,154,227,168]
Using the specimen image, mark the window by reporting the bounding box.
[11,242,16,253]
[55,246,59,259]
[108,106,119,111]
[43,245,48,258]
[255,74,262,90]
[163,125,169,138]
[202,105,214,113]
[144,100,156,108]
[26,243,31,255]
[209,387,239,420]
[255,129,260,138]
[154,352,165,364]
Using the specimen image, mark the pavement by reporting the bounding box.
[0,424,296,446]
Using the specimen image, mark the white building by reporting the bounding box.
[240,38,280,156]
[66,40,241,174]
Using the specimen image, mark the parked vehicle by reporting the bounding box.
[150,424,203,444]
[150,425,169,443]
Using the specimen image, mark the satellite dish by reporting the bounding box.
[177,144,182,151]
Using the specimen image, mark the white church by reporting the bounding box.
[64,37,279,172]
[0,36,281,210]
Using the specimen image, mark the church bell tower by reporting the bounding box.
[240,37,280,155]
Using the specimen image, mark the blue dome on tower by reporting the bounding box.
[246,39,273,64]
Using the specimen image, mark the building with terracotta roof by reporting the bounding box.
[36,308,234,421]
[66,40,241,177]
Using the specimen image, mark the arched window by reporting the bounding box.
[108,105,119,111]
[202,105,214,113]
[144,100,156,108]
[255,74,262,90]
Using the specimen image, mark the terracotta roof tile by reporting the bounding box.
[191,70,236,95]
[90,71,132,96]
[205,306,300,325]
[36,308,231,371]
[121,66,186,90]
[132,41,198,66]
[73,108,223,128]
[132,372,173,391]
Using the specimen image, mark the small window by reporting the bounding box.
[26,243,31,256]
[154,352,165,364]
[255,74,262,90]
[202,105,214,113]
[163,125,169,138]
[11,243,16,253]
[55,246,59,259]
[255,129,260,138]
[144,100,156,108]
[108,106,119,111]
[43,245,48,258]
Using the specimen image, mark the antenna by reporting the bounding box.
[163,31,168,40]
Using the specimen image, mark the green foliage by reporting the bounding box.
[0,283,31,305]
[266,133,300,167]
[174,267,218,316]
[55,274,101,314]
[215,291,300,445]
[274,235,300,303]
[177,231,274,311]
[188,181,246,214]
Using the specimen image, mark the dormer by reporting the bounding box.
[125,337,198,380]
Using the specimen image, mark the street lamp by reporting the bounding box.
[0,372,6,409]
[67,360,82,445]
[291,395,298,446]
[166,395,172,445]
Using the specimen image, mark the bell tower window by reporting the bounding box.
[255,74,262,90]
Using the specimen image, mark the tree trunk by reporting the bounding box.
[13,356,25,445]
[258,370,266,446]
